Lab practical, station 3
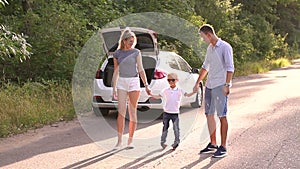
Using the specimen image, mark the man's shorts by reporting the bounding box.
[117,77,140,92]
[205,85,228,117]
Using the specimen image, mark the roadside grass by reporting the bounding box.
[0,57,295,138]
[234,58,291,76]
[0,80,75,137]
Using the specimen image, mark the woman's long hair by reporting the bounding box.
[117,28,137,50]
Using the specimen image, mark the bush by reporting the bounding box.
[0,80,75,137]
[234,58,291,76]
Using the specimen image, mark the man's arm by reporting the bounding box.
[223,44,234,95]
[223,71,234,95]
[193,68,208,93]
[226,71,234,84]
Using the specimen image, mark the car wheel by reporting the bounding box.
[93,107,109,116]
[191,84,203,108]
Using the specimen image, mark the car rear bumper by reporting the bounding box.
[92,98,163,110]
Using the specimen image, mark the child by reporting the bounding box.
[151,73,196,150]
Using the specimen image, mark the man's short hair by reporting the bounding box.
[199,24,215,35]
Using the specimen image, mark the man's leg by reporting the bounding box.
[214,85,228,148]
[205,87,217,145]
[199,87,219,154]
[207,114,217,145]
[212,85,228,158]
[220,117,228,148]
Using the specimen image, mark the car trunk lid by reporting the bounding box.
[99,27,159,57]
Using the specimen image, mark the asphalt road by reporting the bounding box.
[0,60,299,169]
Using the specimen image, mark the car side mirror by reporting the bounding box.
[191,68,199,74]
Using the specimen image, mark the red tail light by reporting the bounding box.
[93,96,104,102]
[95,69,103,79]
[152,32,158,39]
[153,69,167,79]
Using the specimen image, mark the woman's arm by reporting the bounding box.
[112,57,119,99]
[136,52,151,95]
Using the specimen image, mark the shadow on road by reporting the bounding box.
[180,154,222,169]
[117,149,174,169]
[0,107,196,168]
[79,107,195,144]
[0,124,92,168]
[61,148,127,169]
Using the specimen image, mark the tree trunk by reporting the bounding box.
[22,0,31,13]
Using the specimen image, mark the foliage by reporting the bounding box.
[0,25,31,62]
[0,0,299,83]
[0,0,299,137]
[0,0,8,8]
[234,58,291,76]
[273,0,300,47]
[0,80,74,137]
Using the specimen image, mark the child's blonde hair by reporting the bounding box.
[167,73,178,80]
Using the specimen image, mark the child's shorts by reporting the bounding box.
[117,77,140,92]
[205,85,228,117]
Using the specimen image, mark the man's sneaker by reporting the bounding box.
[212,146,227,158]
[199,143,218,154]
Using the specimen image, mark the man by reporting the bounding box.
[193,24,234,158]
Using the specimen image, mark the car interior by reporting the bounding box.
[103,57,156,88]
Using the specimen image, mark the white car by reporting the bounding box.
[92,27,203,116]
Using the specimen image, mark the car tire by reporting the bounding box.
[93,107,109,116]
[191,84,203,108]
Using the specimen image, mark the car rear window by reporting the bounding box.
[102,31,155,53]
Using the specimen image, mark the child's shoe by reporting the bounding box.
[171,143,179,150]
[161,143,167,149]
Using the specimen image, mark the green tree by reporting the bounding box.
[0,0,298,83]
[194,0,256,64]
[0,0,31,62]
[0,0,32,82]
[0,25,31,62]
[0,0,8,7]
[273,0,300,48]
[233,0,295,59]
[0,0,93,81]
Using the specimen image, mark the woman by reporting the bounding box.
[112,28,151,149]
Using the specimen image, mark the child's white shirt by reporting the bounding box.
[160,87,186,114]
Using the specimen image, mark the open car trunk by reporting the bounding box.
[103,56,156,87]
[100,27,158,56]
[100,27,159,88]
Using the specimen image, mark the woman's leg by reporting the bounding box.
[127,90,140,145]
[116,89,128,146]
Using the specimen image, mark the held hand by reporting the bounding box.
[193,83,199,93]
[145,86,152,95]
[113,88,118,100]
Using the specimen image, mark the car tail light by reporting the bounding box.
[152,32,158,39]
[93,96,103,102]
[153,69,167,79]
[95,69,103,79]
